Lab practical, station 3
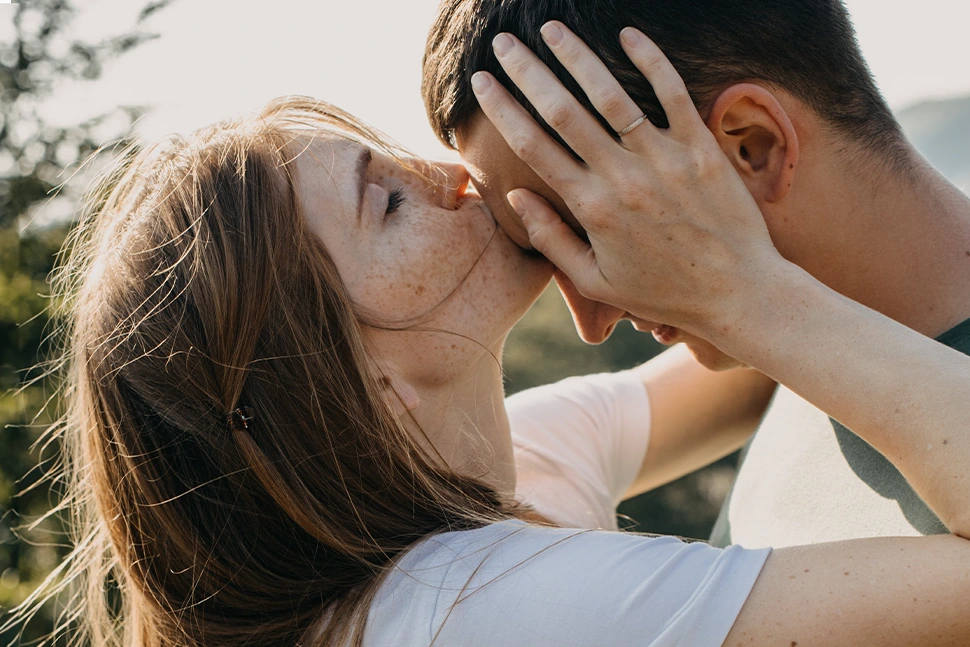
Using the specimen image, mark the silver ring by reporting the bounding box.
[617,114,647,137]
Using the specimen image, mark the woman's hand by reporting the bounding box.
[472,22,786,341]
[474,25,970,543]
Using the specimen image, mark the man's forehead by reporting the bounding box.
[457,112,549,193]
[456,110,582,236]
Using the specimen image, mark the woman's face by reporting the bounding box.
[294,132,552,386]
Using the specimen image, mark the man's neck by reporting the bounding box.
[797,146,970,338]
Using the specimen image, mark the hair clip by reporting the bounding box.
[226,406,255,433]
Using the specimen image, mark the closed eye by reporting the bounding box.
[385,188,406,216]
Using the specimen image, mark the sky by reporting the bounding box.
[35,0,970,161]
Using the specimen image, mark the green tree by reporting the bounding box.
[0,2,172,643]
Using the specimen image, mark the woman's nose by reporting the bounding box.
[411,159,470,209]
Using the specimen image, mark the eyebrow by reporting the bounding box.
[355,147,373,221]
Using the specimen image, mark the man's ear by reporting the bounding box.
[705,83,799,204]
[380,374,421,417]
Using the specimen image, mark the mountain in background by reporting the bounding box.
[898,94,970,192]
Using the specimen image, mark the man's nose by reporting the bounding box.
[555,271,627,345]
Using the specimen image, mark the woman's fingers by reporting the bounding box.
[538,21,655,148]
[618,27,706,136]
[472,71,585,186]
[490,32,618,165]
[507,189,607,299]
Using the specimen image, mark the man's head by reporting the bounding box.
[422,0,908,367]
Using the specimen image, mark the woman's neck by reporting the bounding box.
[405,353,516,499]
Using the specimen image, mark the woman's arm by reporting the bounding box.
[717,264,970,538]
[472,24,970,537]
[730,535,970,647]
[468,22,970,644]
[394,521,970,647]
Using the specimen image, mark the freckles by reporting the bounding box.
[359,197,508,325]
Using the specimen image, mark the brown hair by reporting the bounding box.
[13,97,516,647]
[423,0,907,162]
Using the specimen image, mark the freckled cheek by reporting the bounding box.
[353,269,445,320]
[444,249,516,332]
[353,246,478,320]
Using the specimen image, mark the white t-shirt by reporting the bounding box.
[365,372,771,647]
[508,371,654,529]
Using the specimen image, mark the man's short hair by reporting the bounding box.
[422,0,904,159]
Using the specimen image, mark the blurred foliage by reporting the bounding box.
[0,1,173,643]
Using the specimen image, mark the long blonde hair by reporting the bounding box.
[17,97,516,647]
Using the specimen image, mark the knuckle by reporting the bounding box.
[528,218,560,248]
[640,52,664,75]
[667,87,693,109]
[610,169,646,203]
[510,132,540,162]
[647,59,667,79]
[557,43,583,68]
[693,149,721,177]
[583,203,610,230]
[615,181,639,204]
[505,55,532,79]
[594,88,626,118]
[545,101,575,131]
[617,185,648,211]
[525,222,550,248]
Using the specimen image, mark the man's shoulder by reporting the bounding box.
[712,387,946,547]
[935,316,970,353]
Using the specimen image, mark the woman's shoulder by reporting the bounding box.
[506,371,652,529]
[365,521,770,647]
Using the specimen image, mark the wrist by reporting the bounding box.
[702,258,820,363]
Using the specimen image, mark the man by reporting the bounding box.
[421,0,970,547]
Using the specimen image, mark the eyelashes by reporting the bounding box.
[385,188,406,216]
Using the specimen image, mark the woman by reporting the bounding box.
[12,95,970,647]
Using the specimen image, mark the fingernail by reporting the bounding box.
[507,191,526,216]
[620,27,641,47]
[471,72,491,94]
[508,191,554,233]
[541,22,564,47]
[493,33,514,57]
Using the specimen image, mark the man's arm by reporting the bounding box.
[629,346,775,497]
